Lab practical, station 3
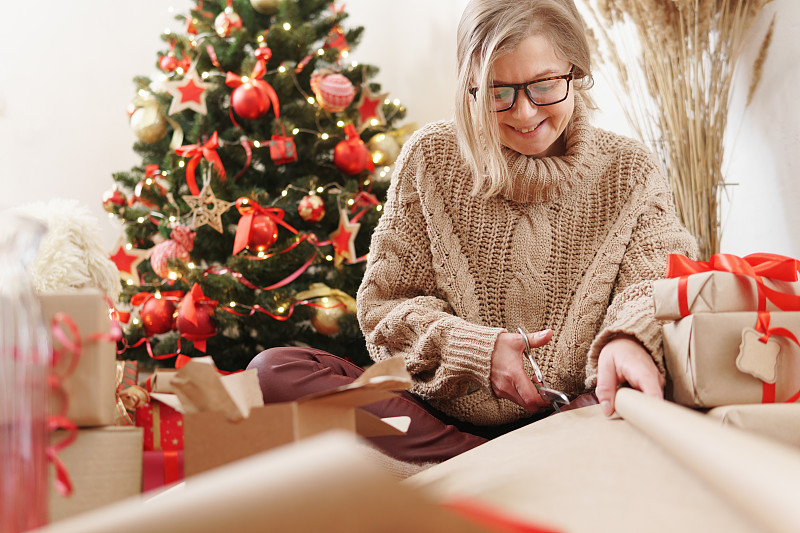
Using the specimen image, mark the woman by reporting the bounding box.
[248,0,697,471]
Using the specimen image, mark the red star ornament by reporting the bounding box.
[329,208,361,266]
[356,86,388,128]
[109,238,151,284]
[164,68,212,115]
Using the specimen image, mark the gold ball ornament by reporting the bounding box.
[250,0,281,15]
[310,296,348,336]
[130,100,168,144]
[368,133,401,166]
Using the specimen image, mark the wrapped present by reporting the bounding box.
[48,426,143,522]
[654,253,800,320]
[143,368,180,394]
[40,291,118,427]
[707,404,800,449]
[135,395,184,451]
[663,311,800,407]
[142,450,184,493]
[168,356,410,477]
[115,361,146,426]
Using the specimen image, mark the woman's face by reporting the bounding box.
[491,34,574,158]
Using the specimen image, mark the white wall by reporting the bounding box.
[1,1,797,257]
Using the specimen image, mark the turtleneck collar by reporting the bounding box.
[499,93,594,204]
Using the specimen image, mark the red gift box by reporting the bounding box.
[269,135,297,164]
[142,450,184,493]
[135,396,184,451]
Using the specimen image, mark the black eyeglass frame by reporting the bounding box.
[469,66,575,112]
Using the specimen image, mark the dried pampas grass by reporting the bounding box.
[583,0,775,259]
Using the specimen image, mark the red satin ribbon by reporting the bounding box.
[175,132,226,195]
[667,253,800,403]
[233,198,298,255]
[163,450,182,485]
[225,58,280,118]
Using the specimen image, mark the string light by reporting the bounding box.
[283,22,291,30]
[307,97,315,104]
[321,133,329,140]
[168,272,179,281]
[317,48,324,56]
[277,306,286,313]
[125,243,133,250]
[325,255,333,261]
[341,51,349,59]
[229,302,236,308]
[126,279,134,285]
[337,120,344,127]
[132,318,140,325]
[187,262,195,269]
[169,216,177,222]
[178,161,185,168]
[376,205,383,212]
[316,186,324,193]
[278,65,286,73]
[137,217,145,223]
[370,119,378,127]
[292,128,300,135]
[351,61,359,68]
[281,190,288,197]
[202,72,210,79]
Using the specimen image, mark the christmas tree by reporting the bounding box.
[105,0,411,372]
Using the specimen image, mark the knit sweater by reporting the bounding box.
[356,97,698,425]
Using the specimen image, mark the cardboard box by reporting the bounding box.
[707,404,800,449]
[663,312,800,407]
[40,291,118,427]
[167,356,411,477]
[49,426,143,522]
[653,270,800,320]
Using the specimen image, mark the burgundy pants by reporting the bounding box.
[246,347,499,463]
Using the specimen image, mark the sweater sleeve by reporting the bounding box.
[356,141,504,401]
[584,155,699,387]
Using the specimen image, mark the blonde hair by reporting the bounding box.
[454,0,593,197]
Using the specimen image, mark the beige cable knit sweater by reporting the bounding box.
[356,98,698,426]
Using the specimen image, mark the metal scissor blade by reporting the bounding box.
[517,327,570,412]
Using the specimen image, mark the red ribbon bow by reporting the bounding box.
[225,59,280,118]
[667,253,800,403]
[232,198,298,255]
[175,132,226,196]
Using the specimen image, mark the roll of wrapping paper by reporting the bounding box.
[614,388,800,533]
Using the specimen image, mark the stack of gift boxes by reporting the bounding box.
[656,253,800,448]
[40,291,144,522]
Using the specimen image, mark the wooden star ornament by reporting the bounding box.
[356,86,388,128]
[329,208,361,266]
[164,68,212,115]
[109,238,151,284]
[182,184,233,233]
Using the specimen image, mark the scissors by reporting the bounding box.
[517,327,570,412]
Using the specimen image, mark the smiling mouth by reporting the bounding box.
[514,121,544,134]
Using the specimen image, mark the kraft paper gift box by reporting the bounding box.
[39,290,118,427]
[707,403,800,449]
[663,311,800,407]
[164,356,411,477]
[48,426,143,523]
[653,270,800,320]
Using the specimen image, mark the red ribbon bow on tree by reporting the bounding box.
[178,284,219,353]
[175,132,226,196]
[225,57,280,121]
[233,198,298,255]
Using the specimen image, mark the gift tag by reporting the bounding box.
[736,328,780,383]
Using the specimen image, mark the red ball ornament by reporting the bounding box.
[140,296,177,337]
[215,8,242,38]
[159,54,179,73]
[102,189,127,213]
[247,214,279,252]
[177,299,216,346]
[334,124,372,175]
[298,194,326,223]
[231,79,272,120]
[311,72,355,113]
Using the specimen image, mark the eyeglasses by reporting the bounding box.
[469,66,574,112]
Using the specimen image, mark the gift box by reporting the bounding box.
[40,291,118,427]
[168,356,411,477]
[48,426,143,522]
[114,361,143,426]
[142,450,184,493]
[707,404,800,449]
[663,311,800,407]
[135,396,184,451]
[145,368,180,393]
[653,253,800,320]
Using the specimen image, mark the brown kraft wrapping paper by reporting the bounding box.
[663,311,800,407]
[706,403,800,449]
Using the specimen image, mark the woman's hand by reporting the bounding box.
[490,329,553,412]
[595,334,664,417]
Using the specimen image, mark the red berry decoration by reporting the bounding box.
[247,213,279,252]
[140,296,177,337]
[334,124,374,175]
[298,194,326,223]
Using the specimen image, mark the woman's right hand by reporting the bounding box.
[490,329,554,412]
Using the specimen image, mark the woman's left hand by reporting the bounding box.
[595,334,664,417]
